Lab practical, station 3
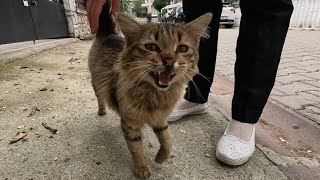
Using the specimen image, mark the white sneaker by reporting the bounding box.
[216,124,256,166]
[168,103,208,122]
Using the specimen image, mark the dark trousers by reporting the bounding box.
[183,0,294,123]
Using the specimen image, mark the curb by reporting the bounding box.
[0,38,79,63]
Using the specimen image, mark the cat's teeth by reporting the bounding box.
[157,72,161,76]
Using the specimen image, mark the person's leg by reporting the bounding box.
[168,0,222,122]
[183,0,222,104]
[217,0,294,165]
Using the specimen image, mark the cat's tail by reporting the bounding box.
[96,0,119,37]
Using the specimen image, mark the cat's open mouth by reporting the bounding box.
[150,71,175,88]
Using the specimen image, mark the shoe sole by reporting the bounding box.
[168,108,208,122]
[215,150,252,166]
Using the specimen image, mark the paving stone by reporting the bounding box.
[290,59,320,66]
[275,74,314,84]
[304,81,320,88]
[276,67,309,76]
[295,63,320,72]
[217,29,320,121]
[307,90,320,96]
[270,89,288,96]
[271,95,317,109]
[273,82,318,95]
[299,71,320,80]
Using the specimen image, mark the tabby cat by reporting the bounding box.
[88,2,212,178]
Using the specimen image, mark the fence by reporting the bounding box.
[234,0,320,29]
[290,0,320,29]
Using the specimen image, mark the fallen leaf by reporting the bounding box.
[290,150,295,155]
[292,125,300,129]
[179,129,186,134]
[98,145,107,149]
[17,125,25,129]
[27,106,40,117]
[39,88,48,91]
[9,131,27,144]
[42,122,58,134]
[279,137,288,143]
[205,154,211,158]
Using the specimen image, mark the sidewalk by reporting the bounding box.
[216,28,320,125]
[0,29,320,180]
[1,40,291,179]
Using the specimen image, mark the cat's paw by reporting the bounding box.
[155,151,169,164]
[134,165,151,178]
[97,110,106,116]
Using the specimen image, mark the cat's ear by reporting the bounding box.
[186,13,213,41]
[116,13,141,44]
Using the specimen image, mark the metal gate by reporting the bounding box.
[0,0,69,45]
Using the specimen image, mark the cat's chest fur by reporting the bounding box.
[116,80,184,123]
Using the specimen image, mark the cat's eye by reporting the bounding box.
[145,43,160,52]
[176,45,188,53]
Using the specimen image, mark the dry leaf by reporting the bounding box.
[179,129,186,134]
[9,131,27,144]
[27,106,40,117]
[17,125,25,129]
[279,137,288,143]
[39,88,48,91]
[42,122,58,134]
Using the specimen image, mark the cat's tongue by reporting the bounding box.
[159,71,171,86]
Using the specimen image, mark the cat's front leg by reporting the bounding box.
[151,121,172,164]
[121,119,151,178]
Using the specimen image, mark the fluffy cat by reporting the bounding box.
[88,2,212,178]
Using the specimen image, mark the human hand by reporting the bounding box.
[86,0,120,34]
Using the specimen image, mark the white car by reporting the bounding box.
[220,4,236,28]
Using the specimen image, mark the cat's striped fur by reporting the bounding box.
[88,2,212,178]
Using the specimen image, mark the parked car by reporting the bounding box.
[220,4,236,28]
[166,8,177,23]
[173,6,185,23]
[161,2,182,23]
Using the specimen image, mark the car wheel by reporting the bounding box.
[225,24,233,28]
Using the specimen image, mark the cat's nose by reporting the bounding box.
[161,52,175,66]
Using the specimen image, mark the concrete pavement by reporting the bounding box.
[1,40,291,179]
[1,29,320,179]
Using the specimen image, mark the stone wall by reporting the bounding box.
[63,0,92,39]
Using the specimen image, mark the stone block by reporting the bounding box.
[275,74,314,84]
[273,82,317,95]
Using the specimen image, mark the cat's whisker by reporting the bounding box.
[133,69,151,93]
[120,61,151,66]
[118,68,150,98]
[187,68,212,83]
[121,64,150,80]
[183,71,205,102]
